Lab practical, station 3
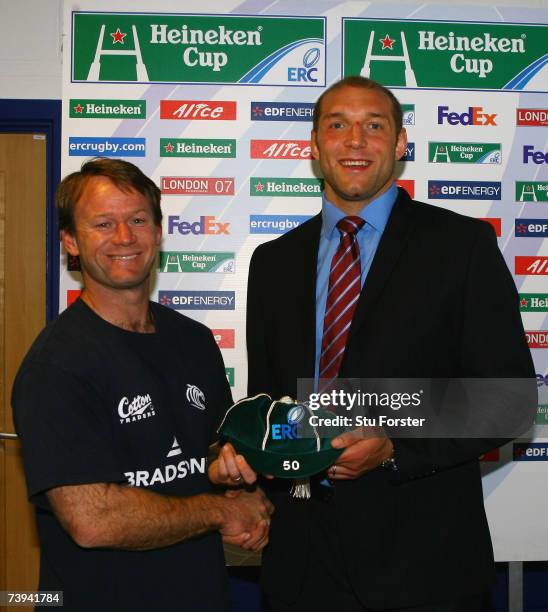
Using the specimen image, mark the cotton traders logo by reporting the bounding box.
[251,177,323,197]
[342,18,546,91]
[250,140,311,160]
[249,214,312,234]
[515,181,548,202]
[71,13,325,86]
[515,256,548,275]
[428,181,501,200]
[186,384,206,410]
[515,220,548,237]
[428,142,501,164]
[118,393,156,424]
[69,99,146,118]
[250,101,314,122]
[513,443,548,461]
[519,294,548,312]
[159,251,235,273]
[159,290,235,311]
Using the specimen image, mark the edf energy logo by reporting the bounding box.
[514,443,548,461]
[515,220,548,237]
[251,101,314,122]
[342,19,546,91]
[72,13,325,86]
[159,291,235,310]
[428,181,501,200]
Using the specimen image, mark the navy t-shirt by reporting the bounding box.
[12,299,233,611]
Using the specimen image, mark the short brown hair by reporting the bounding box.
[56,158,162,234]
[312,76,403,134]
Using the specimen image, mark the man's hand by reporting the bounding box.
[219,488,274,552]
[209,442,258,486]
[328,427,394,480]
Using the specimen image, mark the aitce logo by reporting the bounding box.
[160,100,236,120]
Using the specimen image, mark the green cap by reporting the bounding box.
[217,394,344,478]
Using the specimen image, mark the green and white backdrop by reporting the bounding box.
[61,0,547,561]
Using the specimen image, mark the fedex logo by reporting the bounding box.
[515,257,548,275]
[538,373,548,387]
[523,146,548,164]
[515,220,548,237]
[437,106,497,126]
[168,216,230,236]
[160,100,236,120]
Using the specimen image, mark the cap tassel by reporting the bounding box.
[290,477,311,499]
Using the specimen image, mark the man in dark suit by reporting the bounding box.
[231,77,535,611]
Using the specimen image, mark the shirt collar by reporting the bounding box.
[321,183,398,239]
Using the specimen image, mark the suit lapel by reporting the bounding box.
[348,189,416,341]
[289,214,322,379]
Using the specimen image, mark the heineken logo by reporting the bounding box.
[70,99,145,118]
[159,252,235,273]
[515,181,548,202]
[536,405,548,426]
[250,140,311,160]
[428,142,501,164]
[160,100,236,120]
[72,13,325,85]
[519,294,548,312]
[343,19,546,91]
[160,139,236,158]
[161,177,234,195]
[515,256,548,275]
[250,177,323,197]
[517,108,548,126]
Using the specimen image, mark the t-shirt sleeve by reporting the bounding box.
[12,361,127,508]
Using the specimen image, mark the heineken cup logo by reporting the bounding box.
[72,13,325,85]
[343,19,546,91]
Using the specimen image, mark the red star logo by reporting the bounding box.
[521,298,529,307]
[111,28,127,44]
[255,182,265,192]
[74,104,83,114]
[164,143,174,154]
[379,34,395,50]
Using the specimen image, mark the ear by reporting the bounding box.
[154,224,162,246]
[394,128,408,161]
[311,130,320,161]
[61,230,80,257]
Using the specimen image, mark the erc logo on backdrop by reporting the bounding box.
[249,215,312,234]
[71,13,325,86]
[342,18,546,91]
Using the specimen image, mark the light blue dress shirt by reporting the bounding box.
[314,183,398,382]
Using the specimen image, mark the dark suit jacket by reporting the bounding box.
[246,188,535,608]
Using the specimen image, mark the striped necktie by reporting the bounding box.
[319,216,365,379]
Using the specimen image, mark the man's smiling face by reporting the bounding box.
[311,85,407,213]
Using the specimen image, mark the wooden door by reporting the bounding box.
[0,133,46,606]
